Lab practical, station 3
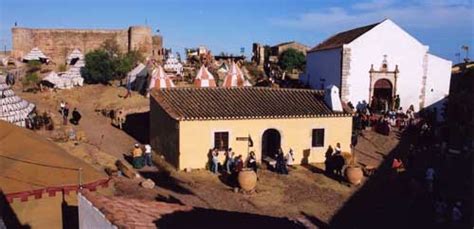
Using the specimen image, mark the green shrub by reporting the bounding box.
[27,60,42,73]
[22,72,40,87]
[82,40,144,84]
[279,48,306,72]
[82,49,115,84]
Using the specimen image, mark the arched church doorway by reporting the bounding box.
[372,79,393,112]
[262,129,281,160]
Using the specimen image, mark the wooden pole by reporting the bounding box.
[78,167,83,189]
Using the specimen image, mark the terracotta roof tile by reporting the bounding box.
[81,191,192,228]
[151,87,350,121]
[309,21,382,52]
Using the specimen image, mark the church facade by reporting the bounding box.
[301,19,452,114]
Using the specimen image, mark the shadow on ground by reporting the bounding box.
[327,128,472,228]
[155,207,305,229]
[62,192,78,229]
[0,190,30,229]
[121,112,149,144]
[140,171,194,195]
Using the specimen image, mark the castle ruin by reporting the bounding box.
[12,26,163,64]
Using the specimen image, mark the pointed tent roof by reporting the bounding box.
[149,65,175,89]
[194,65,216,88]
[43,71,62,86]
[127,63,147,84]
[22,47,48,61]
[66,48,85,67]
[0,76,36,126]
[222,62,249,87]
[66,48,84,63]
[309,21,383,52]
[217,62,229,73]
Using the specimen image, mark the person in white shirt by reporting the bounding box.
[144,144,153,167]
[285,148,295,168]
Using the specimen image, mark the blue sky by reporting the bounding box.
[0,0,472,63]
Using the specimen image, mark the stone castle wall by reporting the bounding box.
[12,26,161,64]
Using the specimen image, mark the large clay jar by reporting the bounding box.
[238,169,257,191]
[345,166,363,185]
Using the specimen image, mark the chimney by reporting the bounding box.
[324,85,343,112]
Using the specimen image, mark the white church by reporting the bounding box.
[301,19,452,115]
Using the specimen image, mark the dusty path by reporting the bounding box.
[16,85,152,170]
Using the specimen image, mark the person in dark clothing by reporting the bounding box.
[71,108,82,125]
[247,151,257,173]
[275,149,288,174]
[63,103,69,125]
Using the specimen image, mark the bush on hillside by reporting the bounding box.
[82,39,144,84]
[22,72,40,87]
[26,60,42,73]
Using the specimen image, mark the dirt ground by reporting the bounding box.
[16,85,411,228]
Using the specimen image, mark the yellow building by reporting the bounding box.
[150,87,352,170]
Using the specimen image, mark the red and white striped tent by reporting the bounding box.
[222,62,250,87]
[149,65,175,89]
[194,65,216,88]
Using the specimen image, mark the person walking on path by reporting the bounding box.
[63,103,70,125]
[132,143,144,169]
[71,108,82,125]
[144,144,153,167]
[59,101,65,114]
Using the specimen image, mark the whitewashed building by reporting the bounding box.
[301,19,452,114]
[163,53,183,75]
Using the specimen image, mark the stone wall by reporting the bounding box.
[12,26,161,64]
[271,42,309,56]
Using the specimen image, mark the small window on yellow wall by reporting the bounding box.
[312,129,324,147]
[214,132,229,150]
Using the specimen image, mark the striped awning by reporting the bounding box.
[149,65,175,89]
[194,65,216,88]
[222,62,250,87]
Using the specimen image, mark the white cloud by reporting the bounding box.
[269,1,473,33]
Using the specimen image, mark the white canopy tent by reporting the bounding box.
[23,47,49,62]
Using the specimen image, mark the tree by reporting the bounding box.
[101,39,121,57]
[82,49,115,84]
[278,48,306,72]
[82,40,144,84]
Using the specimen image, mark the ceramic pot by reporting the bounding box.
[238,169,257,191]
[345,166,363,185]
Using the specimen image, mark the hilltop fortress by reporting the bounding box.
[12,25,163,64]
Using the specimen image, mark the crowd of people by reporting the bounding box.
[351,96,421,137]
[208,147,295,176]
[385,114,469,227]
[348,95,470,227]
